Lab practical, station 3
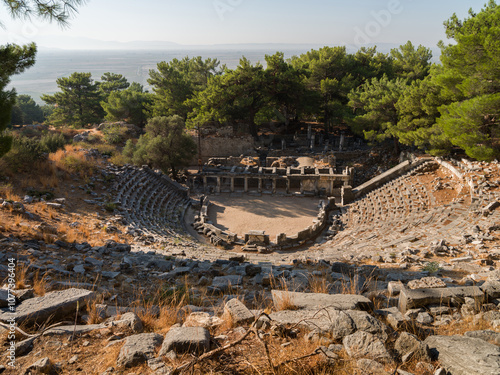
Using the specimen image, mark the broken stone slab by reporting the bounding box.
[271,290,372,311]
[425,335,500,375]
[224,298,255,325]
[0,288,94,325]
[347,310,388,341]
[483,201,500,215]
[266,308,356,339]
[182,312,224,328]
[375,307,411,331]
[464,330,500,346]
[107,312,143,333]
[387,281,404,296]
[481,280,500,300]
[159,327,210,356]
[343,331,392,363]
[407,277,446,289]
[117,333,163,368]
[398,286,484,313]
[43,324,106,336]
[210,275,243,293]
[394,332,432,363]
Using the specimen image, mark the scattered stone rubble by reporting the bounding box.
[0,157,499,374]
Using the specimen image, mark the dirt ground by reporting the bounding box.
[207,195,322,239]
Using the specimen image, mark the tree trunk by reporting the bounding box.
[393,137,400,155]
[248,111,258,139]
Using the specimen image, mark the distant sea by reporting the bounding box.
[8,49,310,103]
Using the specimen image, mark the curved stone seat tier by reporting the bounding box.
[322,160,495,257]
[111,166,192,244]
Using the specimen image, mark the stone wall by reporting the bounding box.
[192,134,256,164]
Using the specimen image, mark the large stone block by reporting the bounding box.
[0,288,94,325]
[271,290,372,311]
[117,333,163,368]
[224,298,255,325]
[159,327,210,356]
[398,286,484,313]
[425,335,500,375]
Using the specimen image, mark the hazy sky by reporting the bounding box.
[0,0,488,49]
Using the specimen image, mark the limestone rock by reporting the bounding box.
[398,286,483,313]
[343,331,392,363]
[425,335,500,375]
[108,312,143,333]
[394,332,431,363]
[0,288,94,325]
[159,327,210,356]
[224,298,255,325]
[182,312,224,328]
[271,290,372,311]
[407,277,446,289]
[117,333,163,368]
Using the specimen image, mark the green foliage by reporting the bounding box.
[41,72,104,127]
[148,56,221,119]
[102,84,152,127]
[434,1,500,160]
[101,124,129,145]
[348,75,408,144]
[99,72,129,97]
[1,0,85,26]
[0,43,37,157]
[188,57,268,138]
[421,261,442,273]
[391,41,433,81]
[1,134,47,171]
[126,116,196,178]
[39,132,66,153]
[104,202,117,212]
[10,94,45,125]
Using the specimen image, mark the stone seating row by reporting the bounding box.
[112,166,191,243]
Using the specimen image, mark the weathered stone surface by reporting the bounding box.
[356,359,389,374]
[108,312,143,333]
[343,331,391,362]
[407,277,446,290]
[159,327,210,356]
[398,286,484,313]
[224,298,255,325]
[117,333,163,368]
[375,307,410,330]
[0,289,11,308]
[43,324,106,336]
[347,310,388,341]
[267,308,355,338]
[210,275,243,292]
[465,330,500,346]
[425,335,500,375]
[387,281,404,296]
[25,357,53,374]
[394,332,431,363]
[271,290,372,311]
[0,288,94,325]
[182,312,224,328]
[481,280,500,299]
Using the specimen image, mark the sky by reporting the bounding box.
[0,0,489,49]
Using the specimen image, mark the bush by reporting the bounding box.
[102,124,129,144]
[40,132,66,153]
[1,135,46,172]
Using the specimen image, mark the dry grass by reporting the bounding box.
[271,277,300,311]
[86,299,105,325]
[33,270,49,296]
[49,145,98,178]
[0,184,21,201]
[308,275,330,294]
[15,262,29,289]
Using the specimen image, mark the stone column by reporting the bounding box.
[286,179,290,195]
[258,178,262,193]
[272,178,277,194]
[203,176,208,194]
[216,177,221,194]
[244,177,248,193]
[231,177,235,193]
[300,180,304,194]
